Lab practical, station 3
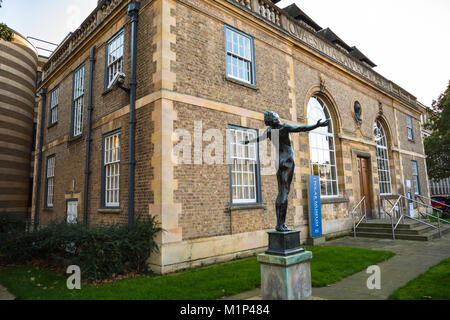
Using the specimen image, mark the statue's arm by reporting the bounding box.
[242,128,269,144]
[285,119,330,133]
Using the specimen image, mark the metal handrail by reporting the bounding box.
[352,196,366,238]
[386,196,402,240]
[416,194,450,209]
[394,195,445,238]
[406,196,450,224]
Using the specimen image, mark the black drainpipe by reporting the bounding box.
[127,1,141,226]
[34,88,47,231]
[83,46,96,225]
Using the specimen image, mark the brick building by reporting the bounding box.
[32,0,430,273]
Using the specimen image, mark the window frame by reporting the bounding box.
[224,25,256,86]
[374,121,392,195]
[44,154,56,208]
[104,28,125,90]
[307,96,339,198]
[48,85,59,127]
[227,124,262,206]
[101,129,121,209]
[411,160,421,195]
[406,114,415,141]
[70,63,86,138]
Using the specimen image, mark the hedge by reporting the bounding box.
[0,216,162,281]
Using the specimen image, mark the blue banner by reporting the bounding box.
[308,175,322,238]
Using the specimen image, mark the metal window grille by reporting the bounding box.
[104,132,120,207]
[229,128,257,204]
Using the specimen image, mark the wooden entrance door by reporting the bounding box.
[357,157,373,219]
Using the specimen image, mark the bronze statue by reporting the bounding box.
[243,111,330,232]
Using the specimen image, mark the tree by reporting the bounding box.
[0,23,13,41]
[424,81,450,180]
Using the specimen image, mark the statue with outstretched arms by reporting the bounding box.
[243,111,330,232]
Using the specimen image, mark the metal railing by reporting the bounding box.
[392,195,449,239]
[415,194,450,211]
[352,196,367,238]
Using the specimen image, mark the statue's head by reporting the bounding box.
[264,111,281,126]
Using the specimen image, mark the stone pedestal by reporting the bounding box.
[306,235,326,246]
[258,251,313,300]
[266,230,304,256]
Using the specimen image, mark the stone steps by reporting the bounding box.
[353,220,450,241]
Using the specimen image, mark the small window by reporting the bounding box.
[45,155,56,208]
[106,30,124,89]
[411,160,421,195]
[228,126,260,204]
[71,64,85,137]
[225,26,255,85]
[49,86,59,125]
[406,114,414,141]
[102,131,121,208]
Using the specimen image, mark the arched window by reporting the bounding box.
[374,120,392,195]
[308,96,338,197]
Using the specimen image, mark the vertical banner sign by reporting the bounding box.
[308,175,322,238]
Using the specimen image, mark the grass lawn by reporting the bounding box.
[389,257,450,300]
[0,246,394,300]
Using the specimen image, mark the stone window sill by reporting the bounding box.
[380,194,399,200]
[43,207,53,212]
[47,122,58,129]
[98,208,121,214]
[224,76,259,91]
[68,134,83,143]
[321,197,349,204]
[229,203,267,212]
[102,86,115,96]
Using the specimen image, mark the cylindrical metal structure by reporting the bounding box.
[0,30,38,220]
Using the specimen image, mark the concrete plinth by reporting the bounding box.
[257,251,312,300]
[306,235,326,246]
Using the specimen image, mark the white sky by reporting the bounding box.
[1,0,449,106]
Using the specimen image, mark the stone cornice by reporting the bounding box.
[41,0,126,81]
[226,0,418,110]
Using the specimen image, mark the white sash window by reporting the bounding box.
[104,132,120,207]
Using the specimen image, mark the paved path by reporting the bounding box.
[0,284,15,300]
[224,234,450,300]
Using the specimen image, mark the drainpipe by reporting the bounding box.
[83,46,96,225]
[127,1,141,226]
[34,88,47,231]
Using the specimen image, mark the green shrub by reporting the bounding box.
[0,216,162,281]
[0,216,29,234]
[0,23,13,42]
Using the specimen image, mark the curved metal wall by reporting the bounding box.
[0,32,38,219]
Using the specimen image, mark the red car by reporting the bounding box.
[431,197,450,213]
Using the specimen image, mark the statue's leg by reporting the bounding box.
[275,169,284,231]
[279,163,295,231]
